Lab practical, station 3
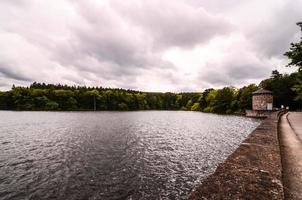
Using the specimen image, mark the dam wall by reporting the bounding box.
[189,111,285,200]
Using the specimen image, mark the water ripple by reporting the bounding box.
[0,111,260,200]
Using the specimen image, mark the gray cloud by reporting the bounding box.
[0,0,301,91]
[0,82,9,87]
[227,63,269,80]
[55,0,231,72]
[198,48,272,87]
[246,1,302,58]
[0,63,33,82]
[110,1,233,48]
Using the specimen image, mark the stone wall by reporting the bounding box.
[253,94,273,110]
[189,111,284,200]
[245,110,273,118]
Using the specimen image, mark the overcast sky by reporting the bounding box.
[0,0,301,92]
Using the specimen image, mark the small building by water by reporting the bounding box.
[246,89,273,118]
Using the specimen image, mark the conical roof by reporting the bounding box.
[252,88,273,95]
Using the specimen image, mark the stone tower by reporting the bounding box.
[252,89,273,111]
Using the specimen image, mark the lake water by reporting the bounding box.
[0,111,260,200]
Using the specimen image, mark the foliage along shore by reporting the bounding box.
[0,70,301,114]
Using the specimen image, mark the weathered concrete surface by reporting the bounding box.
[246,110,273,118]
[287,112,302,142]
[189,112,284,200]
[279,112,302,199]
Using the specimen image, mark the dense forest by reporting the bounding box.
[0,69,301,114]
[0,22,302,114]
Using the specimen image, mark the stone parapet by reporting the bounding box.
[189,111,284,200]
[245,110,273,118]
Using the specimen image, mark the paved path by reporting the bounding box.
[288,112,302,142]
[279,112,302,199]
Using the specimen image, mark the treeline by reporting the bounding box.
[0,70,301,113]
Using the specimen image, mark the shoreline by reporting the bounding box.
[0,109,246,116]
[189,111,285,200]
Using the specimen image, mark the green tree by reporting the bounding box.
[52,89,75,110]
[284,22,302,68]
[135,93,148,110]
[1,77,300,112]
[12,87,34,110]
[186,99,193,110]
[85,90,99,110]
[0,91,13,110]
[66,97,78,110]
[284,22,302,101]
[237,84,258,110]
[118,102,129,111]
[96,94,108,110]
[214,87,236,114]
[191,103,201,111]
[203,89,217,112]
[175,94,183,109]
[45,101,59,110]
[260,71,301,109]
[34,96,49,110]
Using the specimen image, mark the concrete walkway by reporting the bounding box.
[279,112,302,199]
[288,112,302,142]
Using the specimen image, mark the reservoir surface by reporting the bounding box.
[0,111,260,200]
